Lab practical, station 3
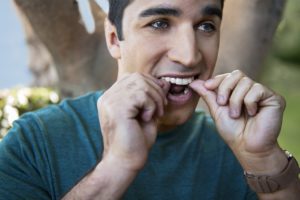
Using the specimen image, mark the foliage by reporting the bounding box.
[261,57,300,161]
[272,0,300,64]
[0,88,60,141]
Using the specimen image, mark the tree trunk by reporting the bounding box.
[14,0,117,97]
[14,4,58,87]
[215,0,286,80]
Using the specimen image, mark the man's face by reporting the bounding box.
[112,0,222,130]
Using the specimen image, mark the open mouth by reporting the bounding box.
[161,76,194,95]
[160,75,198,105]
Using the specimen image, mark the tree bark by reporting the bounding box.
[14,0,117,97]
[215,0,286,80]
[14,4,58,87]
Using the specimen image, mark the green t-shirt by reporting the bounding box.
[0,92,257,199]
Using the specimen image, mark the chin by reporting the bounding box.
[158,97,199,132]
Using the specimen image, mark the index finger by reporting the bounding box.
[204,73,230,90]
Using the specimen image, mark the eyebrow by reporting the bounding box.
[202,5,222,19]
[138,5,222,19]
[139,7,181,18]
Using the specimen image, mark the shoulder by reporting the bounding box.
[1,91,104,157]
[35,91,102,123]
[30,91,102,131]
[0,91,104,198]
[1,90,103,146]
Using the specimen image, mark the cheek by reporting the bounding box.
[199,36,219,78]
[121,34,167,73]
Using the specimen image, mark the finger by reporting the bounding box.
[142,85,165,117]
[132,74,166,117]
[216,70,245,106]
[158,79,171,105]
[229,77,254,118]
[204,73,229,90]
[161,80,171,96]
[124,73,166,103]
[244,83,273,116]
[144,78,170,116]
[141,98,157,122]
[189,80,219,118]
[134,91,157,122]
[143,75,169,105]
[141,119,157,149]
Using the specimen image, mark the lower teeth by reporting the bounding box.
[184,87,189,94]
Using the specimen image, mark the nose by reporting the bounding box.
[168,26,202,67]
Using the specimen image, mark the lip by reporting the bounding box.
[167,87,194,106]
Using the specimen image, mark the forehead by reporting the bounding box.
[124,0,222,19]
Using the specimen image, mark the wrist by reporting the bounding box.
[236,145,287,176]
[244,150,300,194]
[98,154,140,179]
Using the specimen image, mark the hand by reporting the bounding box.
[190,70,287,173]
[97,73,170,172]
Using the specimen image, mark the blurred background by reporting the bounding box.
[260,0,300,161]
[0,0,299,160]
[0,1,31,88]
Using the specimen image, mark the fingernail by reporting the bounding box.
[205,79,214,87]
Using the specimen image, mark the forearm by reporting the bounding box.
[62,156,138,200]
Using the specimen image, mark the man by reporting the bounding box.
[0,0,299,199]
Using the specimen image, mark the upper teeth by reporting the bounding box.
[161,77,194,85]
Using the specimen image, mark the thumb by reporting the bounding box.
[189,80,219,116]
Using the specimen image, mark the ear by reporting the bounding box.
[104,18,121,59]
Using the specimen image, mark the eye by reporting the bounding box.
[149,20,169,30]
[197,22,216,33]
